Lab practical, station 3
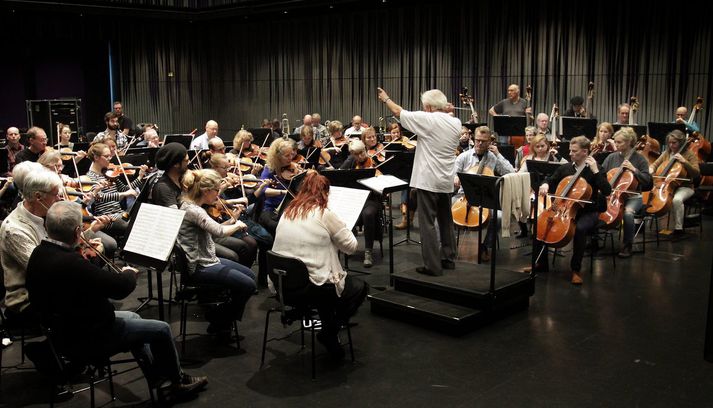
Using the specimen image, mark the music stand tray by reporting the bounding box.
[560,117,597,140]
[463,122,487,133]
[246,128,272,147]
[163,134,194,148]
[321,168,376,190]
[493,116,527,137]
[377,151,415,183]
[647,122,687,147]
[612,124,647,138]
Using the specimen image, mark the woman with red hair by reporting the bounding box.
[272,171,368,358]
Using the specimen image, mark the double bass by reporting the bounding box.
[536,163,593,248]
[451,159,494,229]
[686,97,710,162]
[642,138,692,217]
[599,149,639,228]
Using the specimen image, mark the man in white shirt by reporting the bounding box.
[344,115,365,138]
[377,87,461,276]
[190,120,220,150]
[293,114,312,136]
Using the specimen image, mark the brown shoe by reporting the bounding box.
[395,205,408,230]
[571,271,583,285]
[480,248,490,262]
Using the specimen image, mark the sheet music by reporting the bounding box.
[123,203,186,261]
[327,186,370,231]
[357,175,408,194]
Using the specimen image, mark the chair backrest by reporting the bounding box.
[266,250,311,304]
[700,162,713,177]
[173,244,191,285]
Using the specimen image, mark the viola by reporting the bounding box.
[66,175,100,192]
[242,144,262,159]
[205,199,242,223]
[105,163,141,179]
[643,138,692,217]
[368,143,386,162]
[599,150,639,228]
[536,162,593,248]
[451,161,494,229]
[279,162,304,181]
[60,147,79,161]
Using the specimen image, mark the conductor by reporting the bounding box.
[377,87,461,276]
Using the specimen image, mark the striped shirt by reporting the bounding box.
[86,170,144,220]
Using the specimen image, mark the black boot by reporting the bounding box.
[515,222,528,238]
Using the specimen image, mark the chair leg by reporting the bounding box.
[20,326,25,364]
[260,310,273,368]
[181,299,187,355]
[346,324,355,362]
[233,321,240,351]
[89,373,96,408]
[311,326,316,380]
[107,362,116,401]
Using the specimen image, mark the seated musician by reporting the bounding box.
[1,163,61,323]
[339,139,383,267]
[453,126,514,261]
[536,136,612,285]
[601,127,653,257]
[229,129,263,176]
[272,172,368,359]
[518,134,567,173]
[26,201,208,397]
[258,138,298,235]
[86,143,147,238]
[208,137,226,155]
[515,126,536,169]
[457,125,473,154]
[297,125,327,169]
[324,121,349,169]
[37,150,117,258]
[674,106,700,134]
[361,127,385,162]
[152,143,189,209]
[648,130,700,237]
[593,122,617,152]
[177,169,257,333]
[136,128,161,148]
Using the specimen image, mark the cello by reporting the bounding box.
[599,149,639,228]
[643,137,692,217]
[451,159,494,229]
[536,163,593,248]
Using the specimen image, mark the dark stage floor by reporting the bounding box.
[3,214,713,407]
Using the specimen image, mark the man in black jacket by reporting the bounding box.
[26,201,207,397]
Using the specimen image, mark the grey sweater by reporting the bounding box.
[177,202,224,273]
[601,150,653,192]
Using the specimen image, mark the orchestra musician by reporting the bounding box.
[344,115,366,138]
[26,200,209,398]
[648,130,700,237]
[4,127,24,176]
[55,123,73,149]
[535,136,612,285]
[600,127,653,257]
[488,84,533,144]
[113,101,135,136]
[190,120,221,151]
[518,134,567,173]
[339,139,383,267]
[457,126,473,154]
[0,162,62,324]
[136,127,161,148]
[593,122,617,152]
[230,129,264,175]
[378,87,460,276]
[310,113,328,139]
[563,96,596,120]
[93,112,128,149]
[14,126,47,164]
[177,169,256,333]
[258,138,299,235]
[272,171,368,359]
[293,114,313,136]
[453,126,515,260]
[615,103,633,125]
[324,120,349,169]
[535,113,551,140]
[515,126,537,170]
[674,106,701,134]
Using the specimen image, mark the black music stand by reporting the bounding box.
[358,175,409,281]
[379,151,419,245]
[561,117,597,140]
[321,168,376,275]
[493,116,528,138]
[0,149,8,175]
[463,122,487,133]
[612,124,647,138]
[525,160,563,274]
[298,147,322,168]
[647,122,687,148]
[126,147,159,168]
[247,128,273,147]
[593,151,613,166]
[498,144,516,167]
[557,143,571,161]
[163,134,194,148]
[458,173,501,286]
[124,201,184,321]
[73,142,90,152]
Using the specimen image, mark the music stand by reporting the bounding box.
[557,143,571,160]
[124,202,185,321]
[525,160,563,275]
[274,171,307,219]
[378,151,419,244]
[126,147,159,168]
[493,116,528,137]
[647,122,687,148]
[593,152,613,166]
[612,124,647,138]
[247,128,272,147]
[321,168,376,190]
[458,172,501,285]
[163,134,194,148]
[560,117,597,140]
[298,147,322,168]
[463,122,487,133]
[498,144,516,167]
[73,142,90,152]
[0,149,7,175]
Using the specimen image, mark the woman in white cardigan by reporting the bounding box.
[272,171,368,358]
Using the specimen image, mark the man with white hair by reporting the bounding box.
[0,162,62,321]
[138,128,161,148]
[311,113,327,139]
[377,87,461,276]
[190,120,221,150]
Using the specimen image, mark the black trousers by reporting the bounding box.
[299,276,368,339]
[416,189,456,274]
[534,210,600,272]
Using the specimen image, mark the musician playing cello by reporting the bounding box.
[536,136,611,285]
[648,130,700,237]
[600,127,653,257]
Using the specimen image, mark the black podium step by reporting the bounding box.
[392,263,535,310]
[368,290,485,335]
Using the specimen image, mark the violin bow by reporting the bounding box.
[113,149,134,187]
[78,233,125,274]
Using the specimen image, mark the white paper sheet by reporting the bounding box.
[123,203,186,261]
[327,186,370,231]
[357,174,408,194]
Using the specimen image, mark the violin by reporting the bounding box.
[279,161,304,181]
[66,175,100,192]
[105,163,142,179]
[451,161,494,229]
[599,149,639,228]
[205,199,242,223]
[643,138,692,217]
[60,147,79,161]
[536,162,593,248]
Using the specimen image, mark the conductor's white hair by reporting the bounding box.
[421,89,448,110]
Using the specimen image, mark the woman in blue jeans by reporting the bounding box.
[177,169,257,332]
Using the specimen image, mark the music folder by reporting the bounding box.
[163,134,194,148]
[560,117,597,140]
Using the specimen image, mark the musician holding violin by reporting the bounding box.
[592,122,617,153]
[453,126,515,260]
[536,136,612,285]
[324,121,349,169]
[296,125,330,169]
[648,130,700,237]
[230,129,265,176]
[258,138,300,235]
[600,127,653,257]
[339,139,383,267]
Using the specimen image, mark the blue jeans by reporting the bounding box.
[622,195,643,244]
[193,258,256,320]
[109,311,182,383]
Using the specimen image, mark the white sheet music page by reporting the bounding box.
[327,186,370,231]
[357,175,407,194]
[123,203,186,261]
